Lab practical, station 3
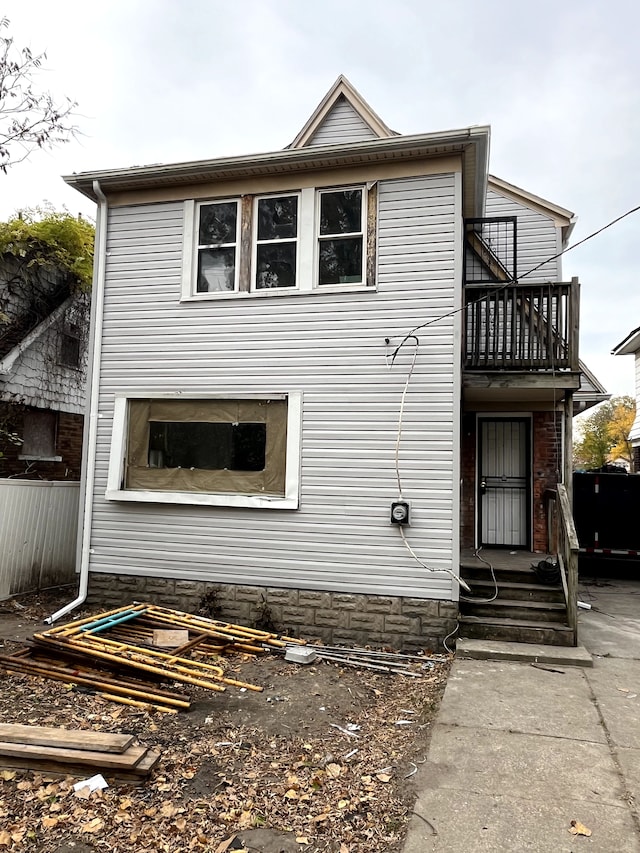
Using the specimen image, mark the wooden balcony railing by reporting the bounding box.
[464,278,580,371]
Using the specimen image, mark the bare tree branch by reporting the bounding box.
[0,17,78,173]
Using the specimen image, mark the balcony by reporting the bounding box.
[464,218,579,372]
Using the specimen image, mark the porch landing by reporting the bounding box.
[458,548,575,647]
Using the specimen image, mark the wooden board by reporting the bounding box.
[152,629,189,648]
[0,741,148,770]
[0,724,134,754]
[0,750,160,783]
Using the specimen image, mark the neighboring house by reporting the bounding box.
[61,76,604,647]
[612,327,640,470]
[0,257,90,479]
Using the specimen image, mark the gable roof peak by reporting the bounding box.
[288,75,398,149]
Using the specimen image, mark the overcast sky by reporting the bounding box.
[2,0,639,397]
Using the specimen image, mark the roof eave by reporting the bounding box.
[612,326,640,355]
[63,126,491,216]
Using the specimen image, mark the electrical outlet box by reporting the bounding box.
[390,501,410,525]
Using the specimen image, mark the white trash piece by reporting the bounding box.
[284,646,317,664]
[73,774,109,792]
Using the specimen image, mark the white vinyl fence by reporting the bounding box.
[0,479,80,599]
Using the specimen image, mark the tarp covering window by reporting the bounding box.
[125,399,287,495]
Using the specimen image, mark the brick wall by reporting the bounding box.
[531,411,562,552]
[460,414,476,550]
[0,402,84,480]
[86,573,458,653]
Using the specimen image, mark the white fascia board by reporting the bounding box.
[612,326,640,355]
[63,127,491,201]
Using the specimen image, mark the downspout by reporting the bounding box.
[45,180,108,624]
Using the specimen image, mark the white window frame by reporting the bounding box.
[252,192,300,292]
[181,185,374,301]
[315,185,366,289]
[106,391,302,510]
[182,198,241,300]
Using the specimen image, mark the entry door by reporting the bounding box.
[479,419,530,548]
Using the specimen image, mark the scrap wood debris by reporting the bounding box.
[0,595,452,853]
[1,602,445,716]
[0,602,306,713]
[0,722,158,782]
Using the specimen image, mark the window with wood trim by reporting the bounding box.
[317,188,364,285]
[125,398,288,496]
[182,184,375,299]
[254,194,299,290]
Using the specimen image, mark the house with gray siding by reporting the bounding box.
[59,76,602,648]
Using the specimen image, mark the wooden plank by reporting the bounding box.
[152,629,189,648]
[0,724,134,754]
[0,750,160,783]
[0,741,148,770]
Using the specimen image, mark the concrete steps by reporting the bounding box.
[459,554,573,646]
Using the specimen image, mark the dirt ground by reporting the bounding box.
[0,590,450,853]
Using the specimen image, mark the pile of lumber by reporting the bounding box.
[0,603,305,713]
[0,723,159,782]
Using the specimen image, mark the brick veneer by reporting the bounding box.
[86,573,457,653]
[0,403,84,480]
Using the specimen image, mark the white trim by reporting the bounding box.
[452,169,463,596]
[288,75,397,149]
[180,199,195,300]
[180,183,375,301]
[105,391,303,510]
[315,185,366,289]
[252,191,300,292]
[19,455,63,462]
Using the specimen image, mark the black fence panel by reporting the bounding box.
[573,472,640,552]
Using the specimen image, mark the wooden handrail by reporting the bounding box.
[546,485,579,645]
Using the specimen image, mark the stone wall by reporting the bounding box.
[87,573,458,653]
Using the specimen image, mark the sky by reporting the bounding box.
[2,0,639,397]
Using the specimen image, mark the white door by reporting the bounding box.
[479,419,529,547]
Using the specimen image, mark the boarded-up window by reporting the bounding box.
[125,399,287,495]
[60,331,81,368]
[21,410,57,458]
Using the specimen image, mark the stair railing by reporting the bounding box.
[545,485,579,645]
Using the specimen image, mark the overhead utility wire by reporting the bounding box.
[389,202,640,365]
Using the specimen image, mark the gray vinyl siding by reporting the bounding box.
[89,171,460,600]
[485,188,562,282]
[308,96,378,146]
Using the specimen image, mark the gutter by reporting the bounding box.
[46,180,108,624]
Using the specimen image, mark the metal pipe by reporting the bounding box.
[45,180,108,625]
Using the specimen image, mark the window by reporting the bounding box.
[196,200,239,292]
[60,329,81,368]
[255,195,298,289]
[20,410,60,461]
[107,394,302,509]
[318,188,364,285]
[182,184,373,299]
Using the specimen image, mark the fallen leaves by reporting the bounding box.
[569,819,592,836]
[0,636,451,853]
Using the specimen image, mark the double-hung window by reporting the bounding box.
[255,194,299,289]
[196,200,239,293]
[317,188,364,286]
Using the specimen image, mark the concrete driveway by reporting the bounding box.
[402,578,640,852]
